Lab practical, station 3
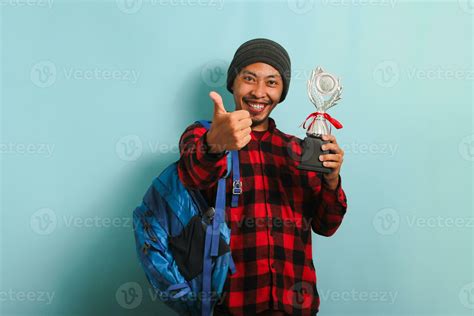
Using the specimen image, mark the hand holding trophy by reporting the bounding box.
[298,67,344,173]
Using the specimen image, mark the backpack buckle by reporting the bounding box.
[203,207,215,223]
[232,180,242,195]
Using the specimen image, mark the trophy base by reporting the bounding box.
[297,135,332,174]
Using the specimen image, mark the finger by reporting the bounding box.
[235,118,252,130]
[321,134,338,144]
[239,134,252,148]
[321,143,343,154]
[319,153,343,162]
[232,109,251,120]
[238,127,252,137]
[209,91,227,115]
[321,161,341,169]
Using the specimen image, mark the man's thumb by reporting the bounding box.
[209,91,227,115]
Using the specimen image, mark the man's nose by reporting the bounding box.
[252,80,267,99]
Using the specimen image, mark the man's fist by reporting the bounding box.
[319,134,344,190]
[206,91,252,153]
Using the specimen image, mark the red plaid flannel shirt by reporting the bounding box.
[177,117,348,316]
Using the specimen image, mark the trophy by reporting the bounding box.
[297,67,343,173]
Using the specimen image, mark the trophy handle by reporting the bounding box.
[323,83,343,112]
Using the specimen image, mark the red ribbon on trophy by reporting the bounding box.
[300,112,343,132]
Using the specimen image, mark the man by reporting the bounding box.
[177,38,347,316]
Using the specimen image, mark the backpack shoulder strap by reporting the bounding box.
[196,119,211,130]
[195,120,241,207]
[230,150,240,208]
[194,119,239,315]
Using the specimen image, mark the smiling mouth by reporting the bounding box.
[244,99,270,112]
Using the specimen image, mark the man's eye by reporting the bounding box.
[243,76,254,82]
[268,80,278,86]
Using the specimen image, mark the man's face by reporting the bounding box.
[231,62,284,131]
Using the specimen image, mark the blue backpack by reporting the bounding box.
[133,120,242,316]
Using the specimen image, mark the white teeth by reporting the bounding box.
[248,102,265,110]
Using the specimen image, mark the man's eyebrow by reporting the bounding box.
[241,70,281,78]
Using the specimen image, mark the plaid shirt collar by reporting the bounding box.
[250,117,277,141]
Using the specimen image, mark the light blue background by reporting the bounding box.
[1,0,472,315]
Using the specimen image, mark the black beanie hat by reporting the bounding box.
[226,38,291,103]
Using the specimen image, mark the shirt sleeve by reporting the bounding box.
[177,122,228,189]
[310,174,348,237]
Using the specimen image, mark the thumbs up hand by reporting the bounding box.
[206,91,252,153]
